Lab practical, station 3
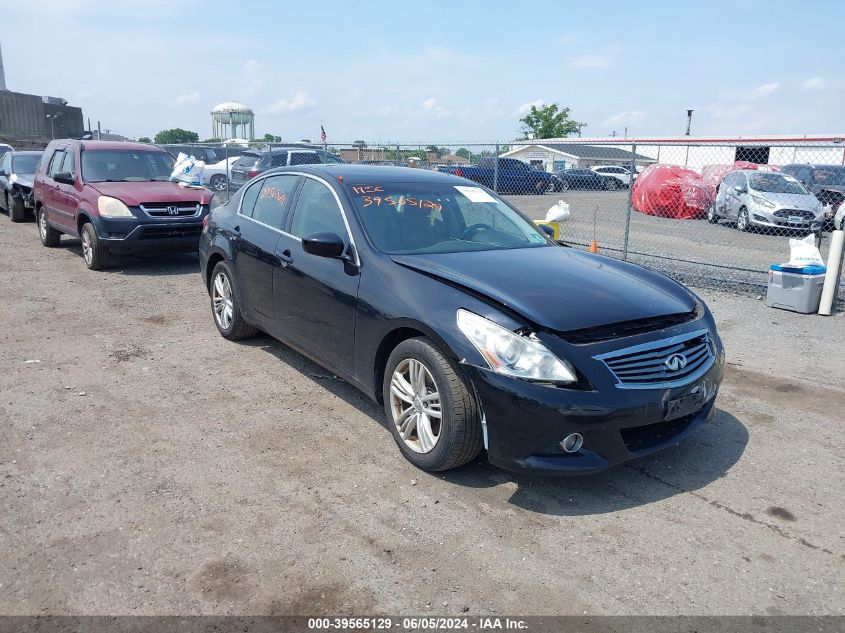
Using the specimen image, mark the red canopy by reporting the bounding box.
[631,164,710,219]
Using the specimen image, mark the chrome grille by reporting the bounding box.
[594,329,714,389]
[773,209,815,220]
[139,203,201,217]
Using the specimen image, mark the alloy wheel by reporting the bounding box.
[212,271,234,330]
[39,212,47,240]
[737,209,749,231]
[389,358,442,454]
[81,231,93,265]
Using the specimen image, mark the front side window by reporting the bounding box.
[81,150,174,182]
[250,175,299,228]
[289,178,348,240]
[48,150,65,177]
[346,182,549,255]
[61,150,75,175]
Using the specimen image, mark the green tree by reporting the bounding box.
[518,104,579,139]
[352,139,367,149]
[153,128,199,144]
[262,133,282,142]
[137,136,152,143]
[455,147,472,159]
[201,137,222,143]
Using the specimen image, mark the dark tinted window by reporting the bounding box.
[290,178,348,239]
[289,152,321,166]
[239,179,262,217]
[270,152,289,167]
[48,150,65,177]
[251,175,299,228]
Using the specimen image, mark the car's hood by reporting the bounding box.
[752,191,820,210]
[88,180,212,205]
[14,173,35,188]
[391,247,696,332]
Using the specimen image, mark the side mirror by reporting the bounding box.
[539,224,556,238]
[733,185,743,193]
[54,171,74,185]
[302,232,345,258]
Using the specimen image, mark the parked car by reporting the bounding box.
[0,143,14,159]
[436,157,555,195]
[228,147,344,190]
[0,150,43,221]
[709,170,823,232]
[34,140,218,270]
[553,168,620,191]
[199,164,724,475]
[204,156,239,192]
[591,165,636,187]
[781,163,845,228]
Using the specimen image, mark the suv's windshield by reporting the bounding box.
[749,173,809,194]
[811,166,845,187]
[82,150,174,182]
[12,155,40,174]
[346,182,550,254]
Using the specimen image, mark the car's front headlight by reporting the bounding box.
[751,195,775,208]
[97,196,134,218]
[456,309,577,383]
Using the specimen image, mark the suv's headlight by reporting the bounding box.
[751,195,775,208]
[456,309,577,383]
[97,196,134,218]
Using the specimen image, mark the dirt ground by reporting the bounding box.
[1,216,842,616]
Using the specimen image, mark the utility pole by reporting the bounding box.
[45,114,58,139]
[685,109,694,136]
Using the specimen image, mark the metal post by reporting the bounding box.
[225,142,230,201]
[622,143,636,261]
[493,143,499,193]
[395,143,400,167]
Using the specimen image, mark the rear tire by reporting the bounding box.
[560,179,570,190]
[209,174,228,192]
[8,195,26,222]
[534,180,546,195]
[210,260,258,340]
[37,209,61,247]
[80,223,110,270]
[383,338,482,472]
[707,204,719,224]
[604,178,618,191]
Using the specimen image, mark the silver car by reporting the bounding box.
[709,170,823,232]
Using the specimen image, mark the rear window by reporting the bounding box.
[235,154,261,168]
[12,154,41,174]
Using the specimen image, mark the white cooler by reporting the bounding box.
[766,264,827,314]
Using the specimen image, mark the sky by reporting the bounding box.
[2,0,843,143]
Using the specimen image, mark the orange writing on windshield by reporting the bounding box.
[360,195,442,212]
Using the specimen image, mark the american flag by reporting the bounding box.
[320,124,327,144]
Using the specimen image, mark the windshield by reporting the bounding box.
[82,150,174,182]
[12,155,40,174]
[812,167,845,186]
[346,182,550,254]
[749,174,809,195]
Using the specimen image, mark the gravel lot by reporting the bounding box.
[1,215,843,616]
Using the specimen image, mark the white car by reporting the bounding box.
[591,165,636,187]
[203,156,239,192]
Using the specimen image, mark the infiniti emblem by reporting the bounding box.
[166,205,179,215]
[664,353,688,372]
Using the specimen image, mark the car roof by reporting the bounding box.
[72,140,166,152]
[263,164,471,185]
[11,150,42,156]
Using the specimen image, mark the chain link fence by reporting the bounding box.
[170,137,845,305]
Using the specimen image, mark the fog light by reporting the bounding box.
[560,433,583,453]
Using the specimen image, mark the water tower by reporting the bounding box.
[211,102,254,140]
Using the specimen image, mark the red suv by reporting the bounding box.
[34,140,218,270]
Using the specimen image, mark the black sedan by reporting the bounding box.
[552,168,620,191]
[0,150,42,222]
[199,165,724,474]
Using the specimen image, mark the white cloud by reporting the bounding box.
[753,82,780,97]
[421,98,438,111]
[174,91,201,106]
[243,59,260,75]
[568,53,613,69]
[420,98,449,118]
[801,77,825,91]
[603,111,645,126]
[517,99,544,114]
[265,91,316,114]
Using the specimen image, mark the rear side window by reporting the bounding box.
[251,175,299,228]
[239,179,262,217]
[289,152,320,166]
[48,150,66,177]
[269,152,289,167]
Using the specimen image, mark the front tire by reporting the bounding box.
[737,207,750,232]
[8,194,26,222]
[37,209,61,247]
[604,178,618,191]
[210,260,257,340]
[534,180,546,195]
[80,223,110,270]
[383,338,482,472]
[209,174,228,192]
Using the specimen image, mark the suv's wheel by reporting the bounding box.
[604,178,618,191]
[707,204,719,224]
[560,179,570,190]
[210,260,257,340]
[736,207,750,232]
[383,338,482,472]
[80,223,110,270]
[8,194,26,222]
[209,174,228,192]
[37,209,61,247]
[534,180,546,195]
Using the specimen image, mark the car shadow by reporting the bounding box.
[63,239,200,276]
[246,333,748,517]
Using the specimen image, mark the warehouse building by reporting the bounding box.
[501,142,655,173]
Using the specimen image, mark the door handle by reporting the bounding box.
[278,249,293,267]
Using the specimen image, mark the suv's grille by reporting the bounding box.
[140,225,202,239]
[594,329,714,389]
[773,209,815,220]
[139,203,201,217]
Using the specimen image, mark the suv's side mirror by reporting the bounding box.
[302,232,345,258]
[54,171,74,185]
